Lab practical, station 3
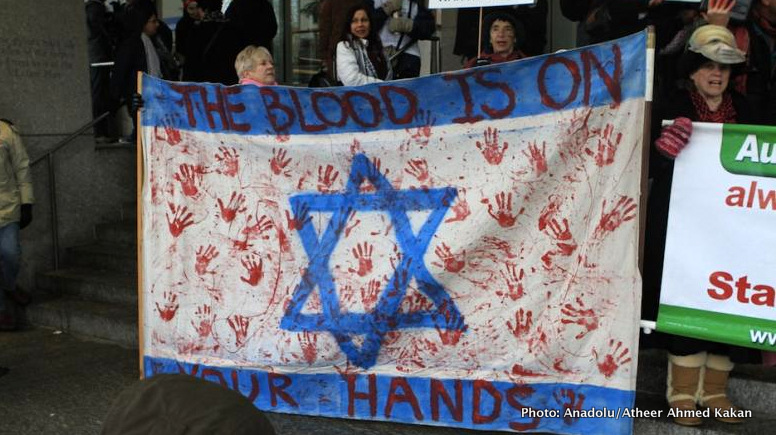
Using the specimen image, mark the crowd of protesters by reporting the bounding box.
[75,0,776,428]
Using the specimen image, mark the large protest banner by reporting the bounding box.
[139,31,646,433]
[658,123,776,350]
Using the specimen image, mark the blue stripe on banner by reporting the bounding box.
[145,356,635,434]
[142,31,646,137]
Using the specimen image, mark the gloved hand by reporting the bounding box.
[389,16,413,34]
[130,93,144,116]
[19,204,32,229]
[382,0,403,15]
[655,117,693,158]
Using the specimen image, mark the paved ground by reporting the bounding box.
[0,327,513,435]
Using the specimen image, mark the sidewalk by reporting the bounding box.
[0,327,495,435]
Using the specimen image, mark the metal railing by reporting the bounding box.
[30,111,111,270]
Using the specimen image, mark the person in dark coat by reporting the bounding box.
[110,3,174,142]
[743,0,776,125]
[86,0,116,141]
[369,0,435,79]
[175,0,202,81]
[646,25,755,427]
[186,0,242,85]
[225,0,278,53]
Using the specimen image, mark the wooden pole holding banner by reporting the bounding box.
[638,27,655,334]
[477,7,483,59]
[136,72,145,379]
[639,26,655,274]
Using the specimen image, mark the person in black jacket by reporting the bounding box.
[744,0,776,125]
[225,0,278,54]
[647,25,755,427]
[369,0,435,79]
[560,0,667,46]
[86,0,116,142]
[186,0,242,85]
[110,2,174,142]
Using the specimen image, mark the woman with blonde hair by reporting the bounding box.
[235,45,277,86]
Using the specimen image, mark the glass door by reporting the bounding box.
[286,0,321,86]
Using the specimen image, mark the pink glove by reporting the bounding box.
[655,117,693,159]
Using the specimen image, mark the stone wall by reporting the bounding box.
[0,0,135,290]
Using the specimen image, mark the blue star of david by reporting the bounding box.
[280,154,467,368]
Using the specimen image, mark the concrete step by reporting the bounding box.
[95,221,137,246]
[65,242,136,275]
[637,349,776,415]
[36,267,137,305]
[24,297,137,348]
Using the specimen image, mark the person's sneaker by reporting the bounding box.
[0,310,16,331]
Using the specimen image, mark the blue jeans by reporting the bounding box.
[0,223,20,313]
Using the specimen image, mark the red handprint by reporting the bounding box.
[227,314,251,346]
[240,254,264,286]
[361,157,386,193]
[404,158,429,183]
[554,388,586,425]
[217,191,247,223]
[538,195,562,231]
[285,202,311,231]
[594,196,637,240]
[191,304,214,338]
[546,218,576,256]
[348,242,373,277]
[434,243,465,273]
[155,115,182,145]
[435,306,467,345]
[242,214,273,240]
[592,339,632,378]
[476,126,509,165]
[497,263,525,301]
[507,308,533,338]
[560,297,599,339]
[166,203,194,237]
[317,164,340,192]
[444,189,471,223]
[155,291,179,322]
[173,164,203,198]
[586,123,622,167]
[522,141,548,176]
[486,192,523,228]
[361,279,382,311]
[561,108,593,159]
[214,146,239,177]
[270,148,292,176]
[405,110,436,147]
[299,331,318,365]
[194,245,219,275]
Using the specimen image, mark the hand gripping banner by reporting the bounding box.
[140,31,647,434]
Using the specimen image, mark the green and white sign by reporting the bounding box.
[657,123,776,350]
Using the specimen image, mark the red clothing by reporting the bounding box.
[464,51,525,68]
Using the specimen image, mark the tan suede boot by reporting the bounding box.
[700,354,745,424]
[666,352,706,426]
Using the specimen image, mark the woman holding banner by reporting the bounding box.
[335,4,393,86]
[649,24,755,426]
